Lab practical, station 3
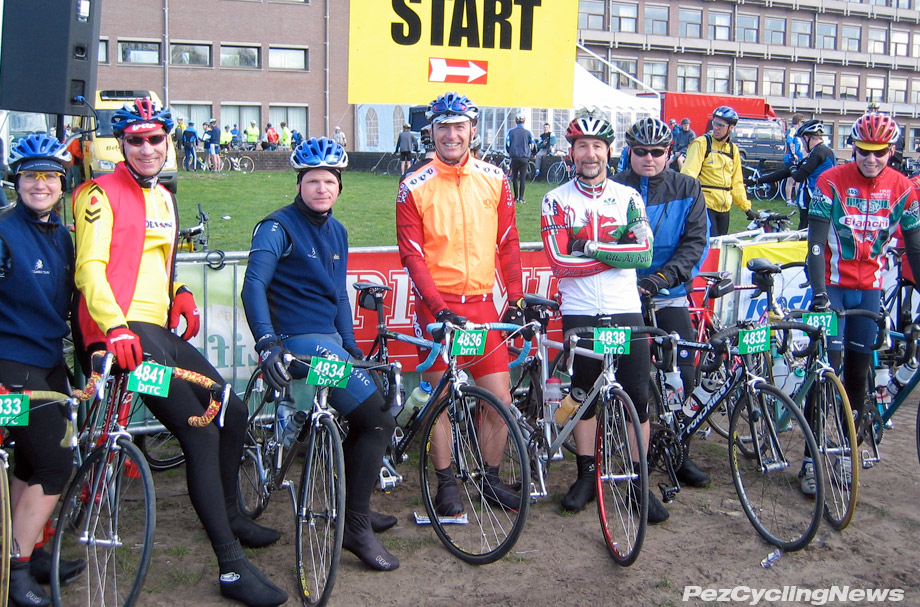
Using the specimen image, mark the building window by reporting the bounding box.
[888,77,908,103]
[708,12,731,41]
[220,105,261,136]
[911,128,920,152]
[365,108,379,148]
[816,23,836,50]
[912,33,920,57]
[707,65,730,93]
[735,66,757,96]
[615,111,630,152]
[870,0,891,5]
[868,28,887,54]
[912,79,920,104]
[765,18,785,45]
[118,41,160,65]
[820,122,833,148]
[612,58,637,88]
[170,103,213,129]
[790,71,811,98]
[814,72,835,99]
[841,25,861,52]
[578,54,606,80]
[790,21,812,47]
[170,43,210,66]
[269,106,308,140]
[892,31,909,56]
[895,0,912,7]
[836,124,850,150]
[98,38,108,63]
[840,74,859,100]
[269,47,308,70]
[611,3,638,33]
[552,110,569,151]
[578,0,605,31]
[679,9,702,38]
[677,63,701,92]
[736,15,759,43]
[644,5,668,35]
[220,45,259,68]
[763,68,785,96]
[643,61,667,90]
[866,76,885,101]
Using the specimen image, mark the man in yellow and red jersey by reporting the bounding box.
[396,91,526,516]
[72,98,286,607]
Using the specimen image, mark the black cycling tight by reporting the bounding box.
[341,390,395,514]
[510,157,529,202]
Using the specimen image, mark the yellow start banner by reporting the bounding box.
[348,0,578,108]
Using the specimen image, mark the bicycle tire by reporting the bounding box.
[386,157,401,177]
[295,415,345,607]
[754,181,779,202]
[51,437,156,607]
[728,383,824,551]
[527,160,536,182]
[546,161,567,186]
[0,454,11,607]
[239,156,255,173]
[135,405,185,472]
[237,370,274,519]
[596,386,648,566]
[418,385,530,564]
[808,372,858,530]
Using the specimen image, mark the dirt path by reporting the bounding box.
[100,399,920,607]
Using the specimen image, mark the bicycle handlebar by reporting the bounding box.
[422,321,533,372]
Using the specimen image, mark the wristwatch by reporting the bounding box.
[584,241,598,257]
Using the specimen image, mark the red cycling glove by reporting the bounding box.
[106,327,143,371]
[169,289,200,340]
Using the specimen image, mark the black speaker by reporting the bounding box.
[0,0,101,116]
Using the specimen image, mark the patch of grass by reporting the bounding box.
[144,566,199,593]
[655,577,672,589]
[166,545,190,558]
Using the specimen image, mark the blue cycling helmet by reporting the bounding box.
[290,137,348,170]
[712,106,739,126]
[111,97,175,135]
[9,133,71,174]
[426,92,479,124]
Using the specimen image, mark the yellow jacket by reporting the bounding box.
[681,134,751,213]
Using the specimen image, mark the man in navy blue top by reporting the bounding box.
[505,114,535,203]
[241,137,399,572]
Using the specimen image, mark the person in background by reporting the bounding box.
[505,113,535,203]
[264,124,279,151]
[66,132,84,192]
[181,121,199,171]
[534,122,556,178]
[244,121,260,150]
[279,122,292,150]
[672,118,696,169]
[208,119,222,171]
[290,129,303,148]
[1,134,84,607]
[231,123,242,146]
[332,125,347,149]
[395,123,418,176]
[783,114,805,205]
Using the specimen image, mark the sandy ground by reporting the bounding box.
[64,397,920,607]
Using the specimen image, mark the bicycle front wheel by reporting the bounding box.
[295,415,345,607]
[0,455,11,607]
[546,161,567,185]
[51,437,156,607]
[419,385,530,565]
[596,387,648,567]
[809,371,858,530]
[729,383,823,551]
[239,156,255,173]
[237,370,274,519]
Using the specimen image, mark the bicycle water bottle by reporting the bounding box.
[664,370,684,412]
[397,381,432,428]
[544,377,562,419]
[281,410,308,449]
[685,380,716,418]
[888,360,918,397]
[875,367,893,405]
[772,356,790,394]
[275,398,295,439]
[554,387,586,425]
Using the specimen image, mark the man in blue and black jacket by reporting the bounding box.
[614,117,711,498]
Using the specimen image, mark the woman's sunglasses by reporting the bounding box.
[631,147,668,158]
[125,134,167,146]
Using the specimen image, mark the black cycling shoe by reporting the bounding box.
[216,541,288,607]
[481,466,522,511]
[676,457,710,489]
[342,510,399,571]
[434,466,464,516]
[370,509,398,533]
[560,454,596,512]
[29,546,85,585]
[9,560,52,607]
[629,478,669,525]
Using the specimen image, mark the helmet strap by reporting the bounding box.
[119,138,164,188]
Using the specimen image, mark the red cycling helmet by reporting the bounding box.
[850,113,900,151]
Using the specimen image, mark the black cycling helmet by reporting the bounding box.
[624,118,672,148]
[712,106,739,126]
[797,120,825,138]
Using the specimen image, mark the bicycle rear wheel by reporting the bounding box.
[546,161,567,186]
[51,437,156,607]
[238,370,274,519]
[386,157,401,177]
[135,409,185,472]
[419,385,530,564]
[596,387,648,566]
[808,371,858,530]
[295,415,345,607]
[0,454,11,607]
[239,156,255,173]
[754,181,779,202]
[729,383,823,551]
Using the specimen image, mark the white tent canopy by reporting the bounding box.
[356,64,661,154]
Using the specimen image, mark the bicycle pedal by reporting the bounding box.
[378,466,402,492]
[658,482,678,504]
[860,449,878,469]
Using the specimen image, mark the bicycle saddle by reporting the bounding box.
[522,293,559,310]
[746,258,782,275]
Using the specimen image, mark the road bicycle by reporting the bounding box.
[546,157,575,186]
[353,281,531,565]
[222,147,255,173]
[509,305,654,566]
[50,352,229,607]
[742,165,779,201]
[371,152,398,176]
[483,151,536,182]
[747,210,796,233]
[237,353,394,606]
[195,149,225,173]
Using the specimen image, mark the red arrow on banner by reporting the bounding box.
[428,58,488,84]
